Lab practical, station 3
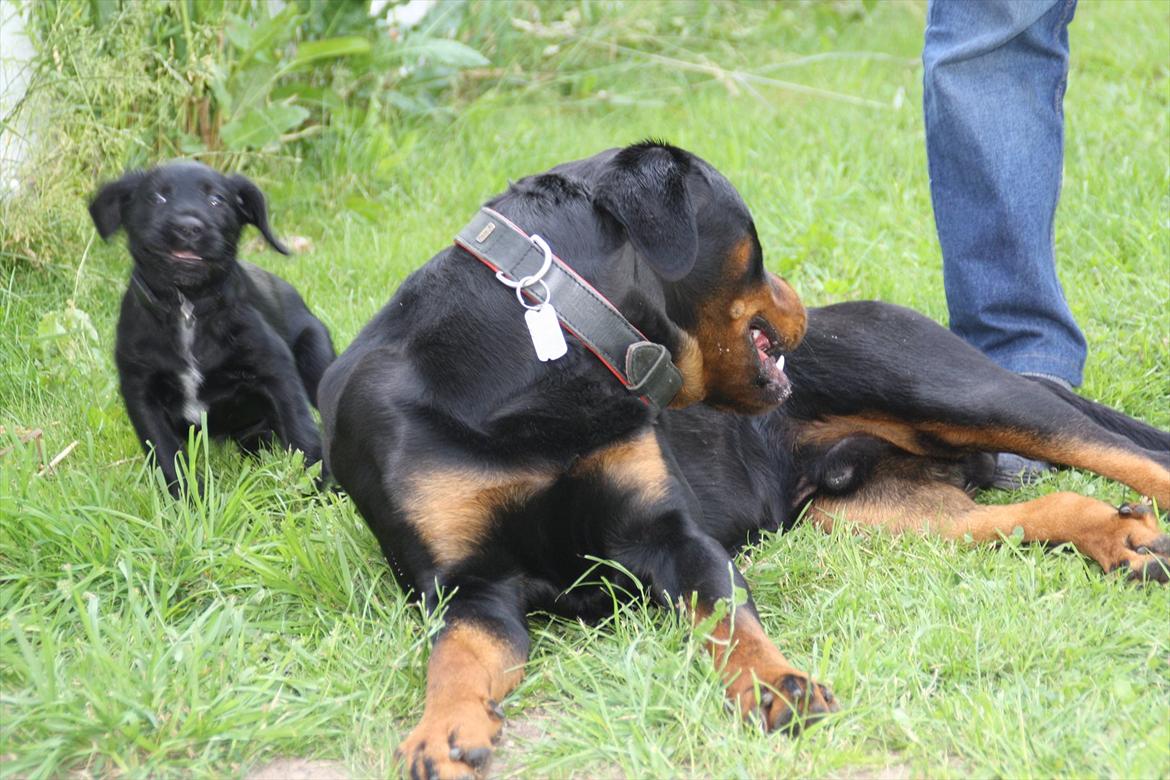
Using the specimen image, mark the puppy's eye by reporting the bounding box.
[208,194,223,207]
[153,192,167,205]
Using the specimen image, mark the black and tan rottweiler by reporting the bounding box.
[317,141,1169,779]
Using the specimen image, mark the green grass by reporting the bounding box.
[2,1,1169,778]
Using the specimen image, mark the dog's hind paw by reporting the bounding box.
[1112,504,1170,583]
[1106,503,1170,584]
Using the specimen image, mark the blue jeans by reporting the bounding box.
[924,0,1086,387]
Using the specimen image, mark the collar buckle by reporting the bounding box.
[625,341,684,413]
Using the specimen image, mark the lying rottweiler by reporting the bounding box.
[317,141,1169,779]
[90,162,335,497]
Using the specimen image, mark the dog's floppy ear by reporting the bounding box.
[228,174,289,255]
[89,170,145,240]
[594,142,698,281]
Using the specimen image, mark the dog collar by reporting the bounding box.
[130,270,228,325]
[130,271,176,322]
[455,207,684,413]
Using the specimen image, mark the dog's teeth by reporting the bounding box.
[775,354,785,372]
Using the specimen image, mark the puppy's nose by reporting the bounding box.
[173,216,205,240]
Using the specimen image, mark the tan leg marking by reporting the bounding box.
[397,624,525,779]
[919,426,1170,507]
[404,469,551,567]
[798,415,1170,506]
[952,494,1169,578]
[811,479,976,534]
[811,485,1170,581]
[799,415,931,455]
[575,429,670,505]
[694,604,837,733]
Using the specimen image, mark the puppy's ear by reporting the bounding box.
[89,171,145,240]
[228,174,289,255]
[594,142,698,281]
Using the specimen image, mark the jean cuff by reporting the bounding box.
[1019,372,1073,391]
[993,354,1082,389]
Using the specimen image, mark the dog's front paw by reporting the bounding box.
[395,698,505,780]
[1108,503,1170,584]
[728,668,837,735]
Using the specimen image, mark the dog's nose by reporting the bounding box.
[173,216,205,241]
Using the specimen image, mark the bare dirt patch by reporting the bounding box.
[489,707,552,778]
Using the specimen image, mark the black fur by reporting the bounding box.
[90,161,336,496]
[594,142,698,281]
[321,137,1168,624]
[318,142,1168,768]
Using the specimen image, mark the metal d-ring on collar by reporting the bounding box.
[454,207,685,413]
[494,234,554,311]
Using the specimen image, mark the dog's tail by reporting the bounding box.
[1030,376,1170,453]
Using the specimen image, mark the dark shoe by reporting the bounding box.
[991,452,1055,490]
[990,372,1074,490]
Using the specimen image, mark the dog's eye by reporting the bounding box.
[153,192,167,205]
[208,194,223,207]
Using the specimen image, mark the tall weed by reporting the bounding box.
[0,0,489,272]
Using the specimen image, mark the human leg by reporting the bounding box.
[923,0,1086,387]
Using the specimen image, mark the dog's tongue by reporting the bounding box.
[753,329,770,364]
[171,249,202,261]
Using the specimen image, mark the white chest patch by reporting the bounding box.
[177,296,206,424]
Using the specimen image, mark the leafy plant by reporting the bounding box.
[34,301,103,387]
[2,0,491,271]
[207,1,490,153]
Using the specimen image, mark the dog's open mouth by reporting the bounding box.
[170,249,203,262]
[749,316,790,394]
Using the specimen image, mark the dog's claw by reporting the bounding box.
[1147,536,1170,556]
[463,747,491,770]
[1118,502,1153,519]
[772,702,796,733]
[1133,559,1169,584]
[400,698,503,779]
[1113,555,1170,584]
[780,675,805,702]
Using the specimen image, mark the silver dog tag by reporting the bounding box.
[525,303,568,361]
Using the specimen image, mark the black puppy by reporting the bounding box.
[90,161,335,496]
